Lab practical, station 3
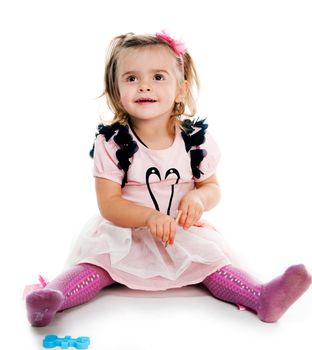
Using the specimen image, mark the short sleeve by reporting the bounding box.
[194,131,221,182]
[92,134,123,184]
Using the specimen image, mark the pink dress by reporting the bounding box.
[65,123,236,290]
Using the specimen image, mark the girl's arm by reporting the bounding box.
[194,174,221,211]
[95,177,178,244]
[178,174,220,229]
[95,177,154,228]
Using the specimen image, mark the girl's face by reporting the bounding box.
[117,45,187,124]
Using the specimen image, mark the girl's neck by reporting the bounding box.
[129,117,176,150]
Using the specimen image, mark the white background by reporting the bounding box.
[1,0,311,349]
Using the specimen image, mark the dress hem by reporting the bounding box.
[77,257,231,291]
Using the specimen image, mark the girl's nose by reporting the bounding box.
[138,81,151,92]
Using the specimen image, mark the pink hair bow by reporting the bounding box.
[155,31,186,56]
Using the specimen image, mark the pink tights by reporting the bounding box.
[202,264,311,322]
[26,263,311,326]
[26,263,114,326]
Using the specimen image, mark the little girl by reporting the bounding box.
[26,31,311,326]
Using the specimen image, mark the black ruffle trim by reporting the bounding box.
[89,118,208,186]
[90,123,138,187]
[181,118,208,179]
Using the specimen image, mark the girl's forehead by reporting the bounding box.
[118,45,177,73]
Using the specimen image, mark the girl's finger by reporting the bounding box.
[184,207,196,229]
[167,211,181,246]
[175,210,182,223]
[156,223,163,241]
[162,221,171,243]
[168,220,176,245]
[149,224,157,238]
[179,206,188,227]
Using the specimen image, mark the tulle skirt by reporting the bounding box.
[65,215,237,291]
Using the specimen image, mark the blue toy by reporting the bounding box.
[42,335,90,349]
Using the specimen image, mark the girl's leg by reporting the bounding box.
[202,264,311,322]
[26,263,114,327]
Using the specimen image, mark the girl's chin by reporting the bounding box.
[129,115,170,122]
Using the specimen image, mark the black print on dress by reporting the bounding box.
[146,167,180,215]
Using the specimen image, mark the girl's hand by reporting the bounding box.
[178,190,204,230]
[145,211,177,245]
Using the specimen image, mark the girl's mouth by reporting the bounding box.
[135,98,157,104]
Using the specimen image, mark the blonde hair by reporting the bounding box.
[101,32,200,125]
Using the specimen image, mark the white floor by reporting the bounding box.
[11,279,312,350]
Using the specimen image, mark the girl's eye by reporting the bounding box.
[154,74,165,81]
[127,75,137,82]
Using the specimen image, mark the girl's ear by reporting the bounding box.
[175,80,189,103]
